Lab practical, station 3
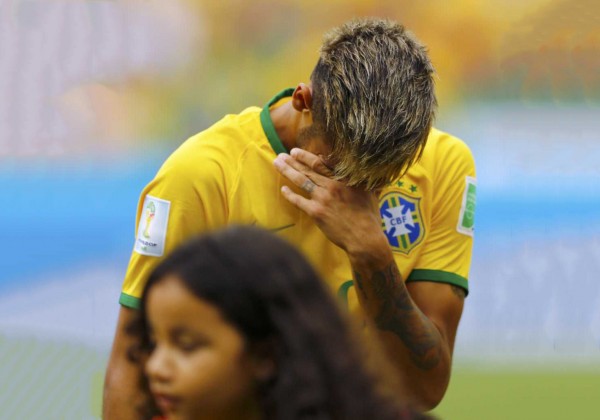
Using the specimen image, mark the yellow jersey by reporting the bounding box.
[120,89,476,315]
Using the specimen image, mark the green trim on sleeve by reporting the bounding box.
[407,269,469,296]
[260,88,294,155]
[337,279,354,305]
[119,292,141,310]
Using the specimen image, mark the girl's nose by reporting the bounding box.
[145,345,173,383]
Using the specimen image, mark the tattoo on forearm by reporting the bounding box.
[354,265,441,371]
[354,270,368,299]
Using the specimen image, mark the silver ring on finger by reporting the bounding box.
[301,179,317,194]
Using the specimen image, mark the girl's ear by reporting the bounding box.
[250,340,277,382]
[253,358,276,382]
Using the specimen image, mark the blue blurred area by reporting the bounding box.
[0,151,170,291]
[3,149,599,292]
[2,103,600,364]
[476,181,600,248]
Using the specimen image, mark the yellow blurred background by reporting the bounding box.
[2,0,596,157]
[97,0,599,149]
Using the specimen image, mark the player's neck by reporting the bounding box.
[269,101,307,152]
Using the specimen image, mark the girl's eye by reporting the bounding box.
[176,335,210,352]
[177,339,204,352]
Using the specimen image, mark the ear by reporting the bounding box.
[249,341,277,382]
[252,358,276,383]
[291,83,313,112]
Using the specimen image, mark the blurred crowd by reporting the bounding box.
[0,0,598,157]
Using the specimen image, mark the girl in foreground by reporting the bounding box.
[128,226,432,420]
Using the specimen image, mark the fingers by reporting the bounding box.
[274,153,331,191]
[273,148,342,218]
[280,185,314,214]
[274,154,320,195]
[290,148,334,177]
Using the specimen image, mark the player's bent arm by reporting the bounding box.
[103,305,142,420]
[349,241,464,410]
[273,147,468,408]
[405,280,464,408]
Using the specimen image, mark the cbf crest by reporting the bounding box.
[379,191,424,254]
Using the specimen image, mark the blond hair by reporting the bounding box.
[311,18,436,190]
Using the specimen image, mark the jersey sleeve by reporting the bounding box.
[120,145,231,309]
[406,135,476,295]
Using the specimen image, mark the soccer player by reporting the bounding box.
[103,18,476,418]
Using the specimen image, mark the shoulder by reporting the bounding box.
[422,127,476,177]
[425,128,473,160]
[158,106,264,180]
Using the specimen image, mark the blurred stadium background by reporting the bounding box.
[1,0,599,418]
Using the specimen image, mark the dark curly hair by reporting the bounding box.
[128,226,432,420]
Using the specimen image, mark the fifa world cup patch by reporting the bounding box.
[457,176,476,236]
[379,191,424,254]
[134,195,171,257]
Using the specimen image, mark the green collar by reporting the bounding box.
[260,88,294,155]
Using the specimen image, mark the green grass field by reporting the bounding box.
[2,336,599,419]
[433,368,600,420]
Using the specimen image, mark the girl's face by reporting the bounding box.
[145,276,262,420]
